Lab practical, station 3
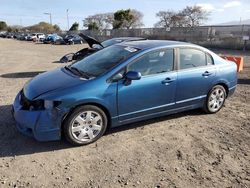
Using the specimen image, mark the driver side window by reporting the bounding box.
[127,49,174,76]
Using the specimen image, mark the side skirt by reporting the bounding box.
[111,103,202,128]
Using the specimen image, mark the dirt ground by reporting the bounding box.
[0,38,249,188]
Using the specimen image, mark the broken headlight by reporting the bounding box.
[44,100,61,109]
[20,90,61,111]
[28,100,44,111]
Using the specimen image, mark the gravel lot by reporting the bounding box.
[0,38,249,188]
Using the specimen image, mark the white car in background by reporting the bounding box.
[27,33,46,42]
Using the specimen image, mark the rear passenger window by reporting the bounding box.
[179,48,206,70]
[206,54,214,65]
[127,49,174,76]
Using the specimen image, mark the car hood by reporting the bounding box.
[23,68,84,100]
[79,33,103,48]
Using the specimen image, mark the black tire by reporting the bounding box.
[63,105,108,146]
[203,85,226,114]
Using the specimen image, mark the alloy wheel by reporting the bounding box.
[71,110,103,142]
[208,87,225,113]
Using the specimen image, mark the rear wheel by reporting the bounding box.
[203,85,226,113]
[63,105,107,146]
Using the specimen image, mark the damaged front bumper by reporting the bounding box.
[12,92,67,141]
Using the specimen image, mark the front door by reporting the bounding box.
[117,49,177,122]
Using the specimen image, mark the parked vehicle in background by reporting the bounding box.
[15,33,26,40]
[20,33,30,41]
[26,33,36,41]
[60,33,146,63]
[12,40,237,145]
[0,31,7,38]
[43,34,63,44]
[6,33,15,38]
[27,33,46,42]
[63,34,84,45]
[14,33,22,40]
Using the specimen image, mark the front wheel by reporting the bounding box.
[63,105,108,146]
[203,85,226,114]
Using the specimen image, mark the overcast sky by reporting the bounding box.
[0,0,249,30]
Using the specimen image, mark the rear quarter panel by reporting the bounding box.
[213,57,237,93]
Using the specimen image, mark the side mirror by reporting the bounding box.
[123,71,141,86]
[125,71,141,80]
[111,73,124,82]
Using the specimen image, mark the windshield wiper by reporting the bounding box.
[70,66,92,79]
[64,66,75,74]
[65,65,83,77]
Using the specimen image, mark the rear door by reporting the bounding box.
[175,48,216,107]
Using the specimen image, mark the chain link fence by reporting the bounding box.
[79,25,250,50]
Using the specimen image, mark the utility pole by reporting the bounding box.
[44,12,52,25]
[67,9,69,30]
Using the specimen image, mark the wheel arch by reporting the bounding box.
[213,82,229,97]
[62,102,112,131]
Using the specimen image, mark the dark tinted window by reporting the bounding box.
[179,48,206,69]
[127,49,174,76]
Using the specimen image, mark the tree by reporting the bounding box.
[83,13,113,30]
[7,27,12,32]
[154,11,176,28]
[7,25,23,32]
[113,9,131,29]
[69,22,79,31]
[87,22,99,30]
[155,5,209,28]
[129,9,144,28]
[26,22,61,33]
[113,9,144,29]
[171,13,190,27]
[53,24,61,32]
[0,21,7,31]
[181,5,209,27]
[155,11,189,28]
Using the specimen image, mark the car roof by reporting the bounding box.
[120,40,200,50]
[112,37,146,41]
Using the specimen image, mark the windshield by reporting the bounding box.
[101,38,124,48]
[70,45,140,77]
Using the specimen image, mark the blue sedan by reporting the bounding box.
[13,40,237,145]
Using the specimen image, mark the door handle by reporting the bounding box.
[202,71,213,77]
[162,78,175,85]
